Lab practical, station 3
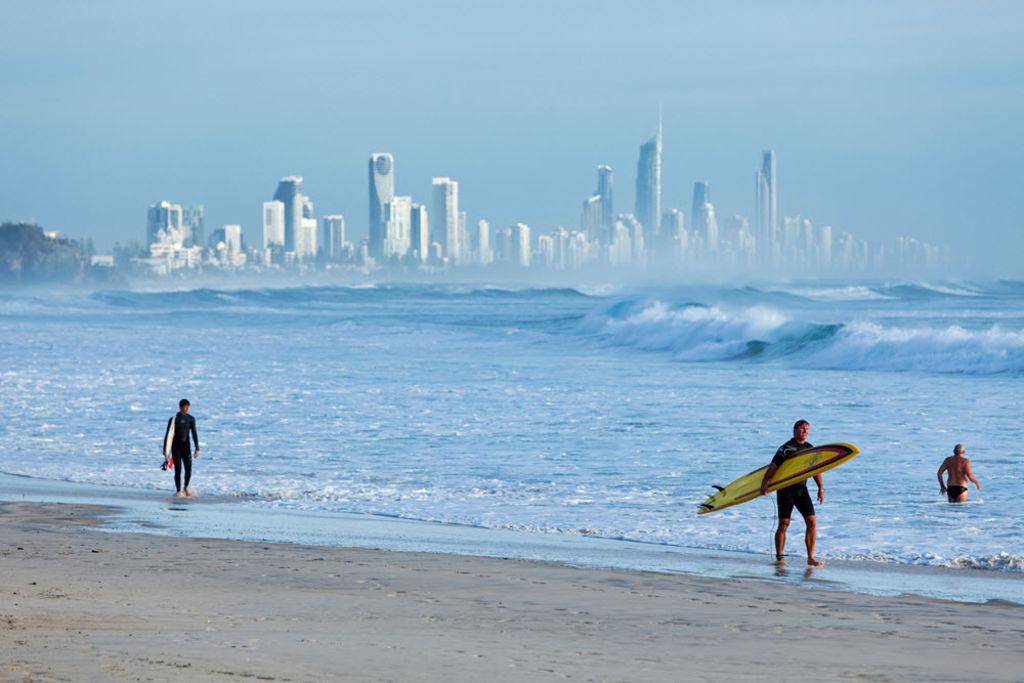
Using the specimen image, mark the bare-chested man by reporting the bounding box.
[937,443,980,502]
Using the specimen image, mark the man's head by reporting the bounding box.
[793,419,810,443]
[179,398,190,414]
[954,443,965,456]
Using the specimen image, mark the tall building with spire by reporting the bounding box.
[368,153,395,260]
[635,111,662,240]
[756,149,777,264]
[273,176,303,253]
[596,165,614,241]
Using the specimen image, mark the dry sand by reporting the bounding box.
[1,501,1021,682]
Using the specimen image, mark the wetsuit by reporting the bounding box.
[772,438,815,520]
[164,412,199,493]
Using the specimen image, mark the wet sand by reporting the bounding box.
[1,501,1021,682]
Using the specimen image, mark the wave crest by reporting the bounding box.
[581,299,1024,374]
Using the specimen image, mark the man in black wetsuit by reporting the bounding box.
[163,399,200,497]
[759,420,825,567]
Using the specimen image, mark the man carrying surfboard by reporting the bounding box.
[163,399,200,497]
[759,420,825,567]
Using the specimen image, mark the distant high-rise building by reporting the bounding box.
[368,153,395,259]
[383,196,412,259]
[783,216,800,255]
[476,219,492,265]
[183,205,204,247]
[299,217,317,258]
[263,200,285,250]
[635,114,662,238]
[691,182,709,226]
[755,150,777,264]
[273,176,303,253]
[224,224,242,255]
[295,195,316,258]
[147,200,184,245]
[581,194,602,239]
[536,234,555,268]
[410,204,429,262]
[431,177,460,263]
[820,224,833,265]
[512,223,531,268]
[609,219,633,267]
[662,208,687,263]
[691,182,717,252]
[596,165,614,240]
[801,218,814,257]
[458,210,469,263]
[321,215,345,259]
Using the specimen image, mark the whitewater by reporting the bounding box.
[1,280,1022,575]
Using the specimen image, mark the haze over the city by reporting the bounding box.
[1,0,1022,274]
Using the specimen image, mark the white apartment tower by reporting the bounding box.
[432,177,460,263]
[368,153,395,259]
[383,196,412,259]
[262,200,285,249]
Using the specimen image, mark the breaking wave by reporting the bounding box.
[581,299,1024,374]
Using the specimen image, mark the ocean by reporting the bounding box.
[1,279,1022,587]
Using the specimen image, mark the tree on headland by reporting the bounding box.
[0,222,84,284]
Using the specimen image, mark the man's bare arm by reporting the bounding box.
[760,463,778,495]
[966,459,981,490]
[937,459,948,494]
[813,473,825,503]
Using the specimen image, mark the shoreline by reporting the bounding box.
[2,471,1023,606]
[3,499,1023,682]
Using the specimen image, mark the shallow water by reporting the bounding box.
[1,280,1022,577]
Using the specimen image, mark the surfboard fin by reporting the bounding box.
[699,503,714,510]
[712,485,725,492]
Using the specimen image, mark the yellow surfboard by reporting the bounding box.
[698,442,860,515]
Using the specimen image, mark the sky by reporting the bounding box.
[1,0,1022,273]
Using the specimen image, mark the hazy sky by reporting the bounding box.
[2,1,1022,272]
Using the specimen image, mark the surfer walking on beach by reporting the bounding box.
[759,420,825,567]
[163,399,200,497]
[937,444,980,502]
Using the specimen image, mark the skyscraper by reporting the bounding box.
[512,223,531,268]
[581,194,602,240]
[634,114,662,239]
[321,215,345,260]
[755,150,777,264]
[691,182,717,254]
[273,176,303,253]
[411,204,429,262]
[431,177,459,263]
[146,200,184,245]
[383,196,412,259]
[262,200,285,250]
[476,219,492,265]
[183,205,204,247]
[224,224,242,255]
[596,165,614,240]
[368,153,395,259]
[296,195,316,258]
[662,208,687,263]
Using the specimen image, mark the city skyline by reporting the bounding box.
[2,2,1022,274]
[136,125,947,278]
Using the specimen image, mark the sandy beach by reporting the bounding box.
[0,501,1020,682]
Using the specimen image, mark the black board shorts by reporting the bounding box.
[777,484,815,520]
